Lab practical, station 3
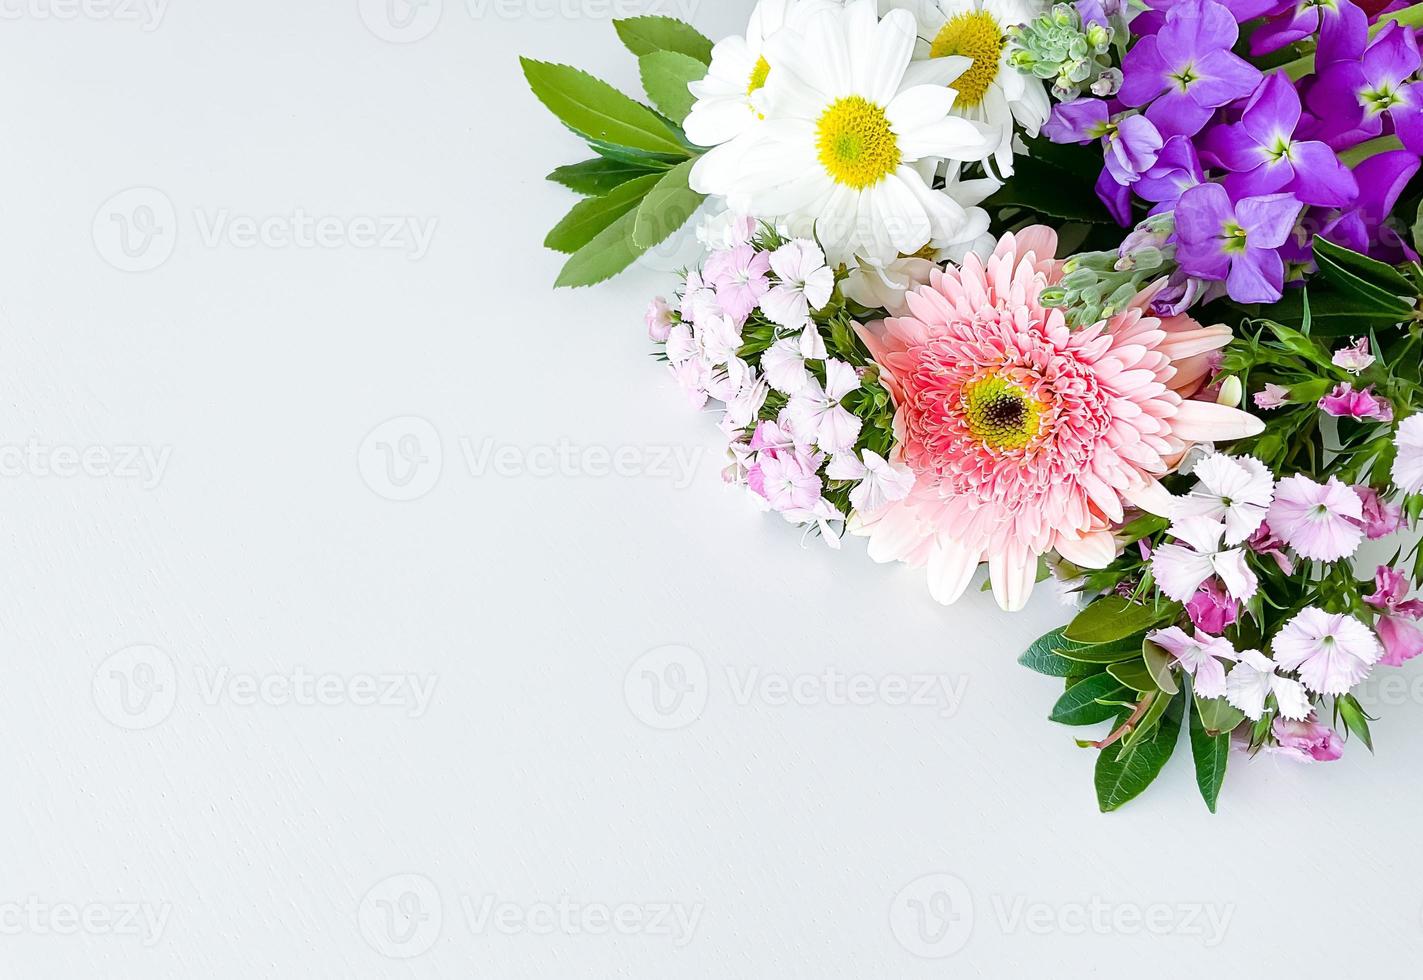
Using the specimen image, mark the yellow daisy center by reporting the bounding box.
[929,10,1005,108]
[962,375,1043,450]
[747,55,772,94]
[815,96,901,189]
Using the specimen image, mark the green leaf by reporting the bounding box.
[1121,690,1170,751]
[1193,695,1246,736]
[1051,673,1132,726]
[1107,658,1159,694]
[1189,696,1230,813]
[1064,596,1179,645]
[548,157,660,197]
[1314,237,1415,295]
[521,58,689,157]
[1018,627,1102,677]
[1094,697,1183,812]
[638,50,706,125]
[553,207,649,288]
[1337,693,1375,752]
[1311,249,1415,318]
[613,16,714,64]
[632,159,704,249]
[982,151,1116,224]
[544,172,662,254]
[1141,638,1180,695]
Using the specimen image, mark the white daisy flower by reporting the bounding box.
[684,0,841,149]
[883,0,1052,177]
[691,0,998,267]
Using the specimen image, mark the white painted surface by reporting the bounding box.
[1,2,1421,977]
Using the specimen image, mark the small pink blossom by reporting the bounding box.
[1253,383,1290,410]
[1394,413,1423,494]
[760,325,827,395]
[1354,485,1403,540]
[645,296,674,342]
[704,245,771,324]
[786,359,862,454]
[1270,715,1344,763]
[1246,521,1294,575]
[760,239,834,328]
[1331,337,1375,375]
[1186,579,1239,634]
[1151,516,1258,603]
[748,448,823,512]
[1226,648,1310,721]
[1365,566,1423,667]
[1266,475,1364,562]
[1170,452,1273,544]
[1272,606,1382,695]
[827,449,915,514]
[1149,626,1237,699]
[1319,382,1393,422]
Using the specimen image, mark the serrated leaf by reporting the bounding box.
[1051,673,1132,726]
[632,158,704,249]
[613,16,714,64]
[1189,695,1229,813]
[638,50,705,125]
[544,172,662,254]
[1095,697,1183,812]
[1064,596,1179,645]
[521,58,689,157]
[548,157,660,197]
[553,206,649,288]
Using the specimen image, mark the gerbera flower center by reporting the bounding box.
[929,11,1005,108]
[747,55,771,95]
[962,375,1043,450]
[815,96,902,189]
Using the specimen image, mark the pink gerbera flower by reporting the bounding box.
[852,227,1264,610]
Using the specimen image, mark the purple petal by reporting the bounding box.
[1119,38,1168,108]
[1095,167,1133,226]
[1304,62,1369,136]
[1227,247,1285,303]
[1161,0,1240,55]
[1043,97,1111,144]
[1235,193,1301,249]
[1146,90,1215,138]
[1242,71,1301,146]
[1222,160,1293,199]
[1363,22,1422,90]
[1283,140,1358,208]
[1317,0,1370,69]
[1190,49,1263,109]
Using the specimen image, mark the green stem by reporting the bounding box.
[1339,134,1404,167]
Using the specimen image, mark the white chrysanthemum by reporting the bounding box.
[883,0,1051,176]
[691,0,998,267]
[684,0,841,149]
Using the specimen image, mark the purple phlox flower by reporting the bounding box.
[1135,135,1205,208]
[1173,184,1302,303]
[1252,0,1368,58]
[1309,21,1423,152]
[1366,564,1423,666]
[1043,100,1164,207]
[1118,0,1262,137]
[1319,381,1395,421]
[1075,0,1129,26]
[1208,72,1359,207]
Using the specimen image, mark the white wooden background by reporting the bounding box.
[2,1,1422,977]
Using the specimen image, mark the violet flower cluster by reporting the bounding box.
[1043,0,1423,304]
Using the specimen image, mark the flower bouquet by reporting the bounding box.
[522,0,1423,811]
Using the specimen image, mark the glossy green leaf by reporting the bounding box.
[544,172,662,254]
[1141,638,1180,695]
[1122,691,1170,752]
[1094,697,1183,812]
[1051,673,1132,726]
[1189,695,1230,813]
[1107,658,1158,693]
[521,58,688,156]
[1314,237,1414,295]
[638,50,705,125]
[632,159,704,249]
[1193,695,1246,736]
[547,157,660,197]
[1338,693,1375,752]
[1018,627,1103,677]
[613,16,714,63]
[1064,596,1179,645]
